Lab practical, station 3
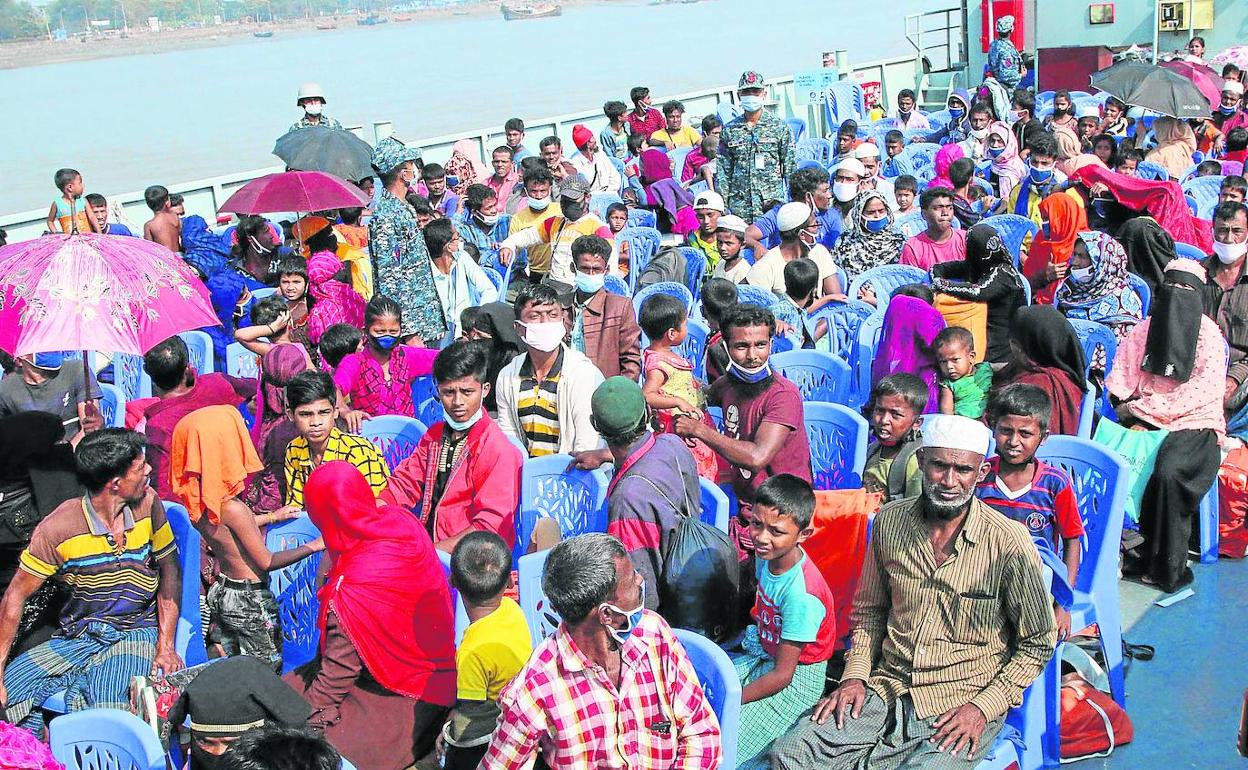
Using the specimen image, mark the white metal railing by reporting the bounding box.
[905,6,965,73]
[1,53,922,243]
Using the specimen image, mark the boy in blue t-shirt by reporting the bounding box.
[732,474,836,770]
[976,383,1084,640]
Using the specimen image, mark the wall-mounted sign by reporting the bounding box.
[1089,2,1114,24]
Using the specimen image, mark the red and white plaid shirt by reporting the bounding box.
[481,611,722,770]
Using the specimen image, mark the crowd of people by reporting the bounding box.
[3,20,1248,767]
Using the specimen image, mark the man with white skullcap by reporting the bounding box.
[772,414,1056,770]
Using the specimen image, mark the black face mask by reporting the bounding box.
[191,743,229,770]
[561,198,586,220]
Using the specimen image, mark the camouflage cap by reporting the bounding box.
[738,70,766,90]
[370,136,422,174]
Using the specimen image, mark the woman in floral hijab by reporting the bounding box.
[831,190,906,279]
[1055,230,1145,341]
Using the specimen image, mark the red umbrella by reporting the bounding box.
[1159,59,1223,108]
[218,170,369,215]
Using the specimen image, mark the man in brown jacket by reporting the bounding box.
[563,235,642,380]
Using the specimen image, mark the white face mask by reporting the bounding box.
[305,103,323,117]
[833,181,858,203]
[1069,266,1093,283]
[519,320,565,352]
[970,127,989,140]
[528,195,551,211]
[1214,238,1248,265]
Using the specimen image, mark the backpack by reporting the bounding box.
[865,440,922,501]
[630,446,740,642]
[635,247,688,291]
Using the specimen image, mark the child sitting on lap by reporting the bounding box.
[935,326,994,419]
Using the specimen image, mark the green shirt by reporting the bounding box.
[941,362,994,419]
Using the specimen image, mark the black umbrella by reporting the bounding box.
[273,126,374,183]
[1089,60,1211,119]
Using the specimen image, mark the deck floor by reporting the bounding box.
[1088,558,1247,767]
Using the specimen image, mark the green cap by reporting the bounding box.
[591,376,647,438]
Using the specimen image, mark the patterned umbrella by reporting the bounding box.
[0,233,218,359]
[1211,45,1248,73]
[218,170,369,215]
[1159,59,1223,108]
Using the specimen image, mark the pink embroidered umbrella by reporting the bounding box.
[218,170,369,215]
[1159,59,1224,108]
[0,233,218,360]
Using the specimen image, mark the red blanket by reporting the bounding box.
[1071,166,1212,253]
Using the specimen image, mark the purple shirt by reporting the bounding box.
[708,373,812,511]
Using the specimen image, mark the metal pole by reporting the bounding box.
[1152,0,1159,64]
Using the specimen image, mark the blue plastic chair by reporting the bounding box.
[852,311,888,404]
[627,208,657,230]
[669,147,695,179]
[112,351,151,401]
[619,226,663,290]
[809,299,876,375]
[734,284,779,308]
[411,374,438,413]
[481,265,504,292]
[163,501,207,667]
[1198,481,1220,564]
[225,342,260,379]
[980,214,1039,267]
[773,350,853,405]
[891,210,927,239]
[716,101,741,126]
[804,401,868,491]
[179,330,215,375]
[607,156,627,195]
[266,515,325,674]
[678,319,710,383]
[517,547,560,645]
[784,117,808,144]
[673,629,742,770]
[1181,174,1224,220]
[589,192,624,220]
[633,281,694,320]
[436,549,472,645]
[98,382,125,428]
[49,708,166,770]
[1185,194,1199,217]
[603,274,630,296]
[1076,382,1096,439]
[674,246,708,298]
[1067,318,1117,380]
[1174,241,1208,261]
[417,396,445,428]
[698,477,730,533]
[1035,436,1131,706]
[515,455,609,561]
[795,137,834,168]
[1135,160,1169,181]
[847,264,929,305]
[925,109,953,131]
[360,415,428,470]
[1126,272,1151,316]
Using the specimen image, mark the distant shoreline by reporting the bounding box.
[0,1,510,71]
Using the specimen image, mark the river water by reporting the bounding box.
[0,0,934,212]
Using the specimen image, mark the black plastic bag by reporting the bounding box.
[660,516,740,643]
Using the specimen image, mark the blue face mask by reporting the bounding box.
[1220,104,1238,115]
[602,581,646,647]
[574,270,605,294]
[444,408,483,432]
[949,106,966,120]
[739,95,765,113]
[1029,163,1054,184]
[864,216,889,233]
[988,146,1006,159]
[370,334,399,351]
[727,357,772,384]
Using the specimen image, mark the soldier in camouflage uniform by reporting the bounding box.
[719,70,796,223]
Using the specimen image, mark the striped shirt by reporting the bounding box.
[20,491,176,638]
[516,349,563,458]
[482,610,721,769]
[844,497,1057,721]
[284,428,390,507]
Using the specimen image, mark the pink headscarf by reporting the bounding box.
[987,121,1026,199]
[250,344,310,450]
[444,139,489,196]
[306,250,365,344]
[931,143,966,191]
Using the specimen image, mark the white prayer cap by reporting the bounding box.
[831,157,867,178]
[921,415,992,457]
[1224,79,1245,97]
[776,202,813,232]
[716,214,748,235]
[852,142,881,160]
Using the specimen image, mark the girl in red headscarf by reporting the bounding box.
[287,461,456,770]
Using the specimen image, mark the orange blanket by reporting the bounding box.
[805,489,882,649]
[169,405,263,524]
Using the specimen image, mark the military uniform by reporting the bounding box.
[288,115,344,132]
[719,71,796,223]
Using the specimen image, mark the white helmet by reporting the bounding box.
[296,82,326,105]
